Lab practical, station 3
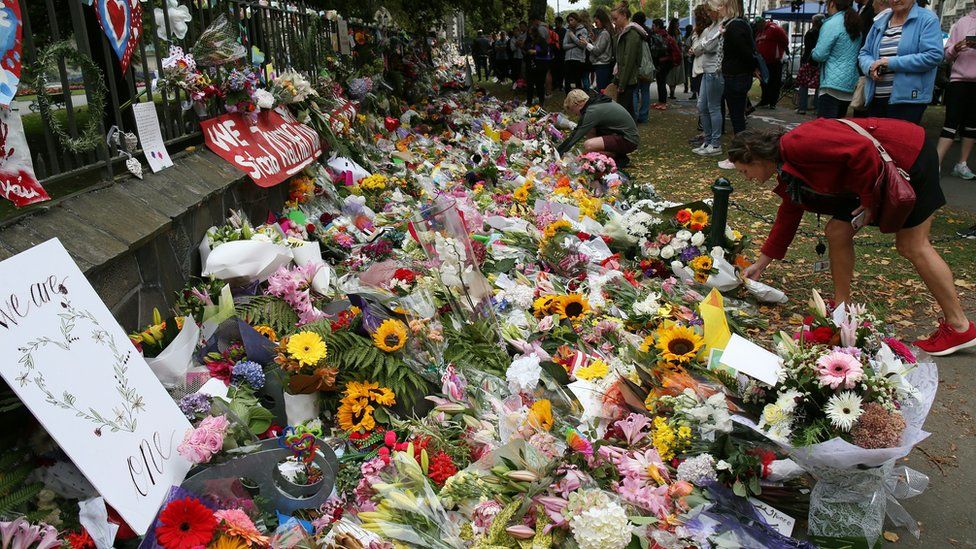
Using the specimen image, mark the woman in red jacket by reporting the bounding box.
[729,118,975,356]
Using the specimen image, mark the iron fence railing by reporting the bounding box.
[10,0,336,221]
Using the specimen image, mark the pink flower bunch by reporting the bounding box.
[177,415,230,464]
[471,500,504,535]
[266,263,326,325]
[577,152,617,175]
[0,519,60,549]
[352,456,391,511]
[815,351,865,389]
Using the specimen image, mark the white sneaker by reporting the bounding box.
[717,159,735,169]
[692,144,707,154]
[952,162,976,180]
[695,144,723,156]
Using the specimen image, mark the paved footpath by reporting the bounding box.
[664,94,976,545]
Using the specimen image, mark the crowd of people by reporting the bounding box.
[469,0,976,356]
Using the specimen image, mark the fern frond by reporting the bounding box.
[0,482,43,516]
[236,296,300,335]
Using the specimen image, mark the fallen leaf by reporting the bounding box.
[883,531,899,543]
[955,279,974,290]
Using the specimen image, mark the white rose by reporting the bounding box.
[676,230,693,241]
[660,245,675,259]
[646,246,661,258]
[725,225,736,240]
[691,232,706,246]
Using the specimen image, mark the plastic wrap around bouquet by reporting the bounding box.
[788,358,936,545]
[407,196,494,323]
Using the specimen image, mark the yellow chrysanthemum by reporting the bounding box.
[655,325,704,363]
[543,220,572,239]
[253,324,278,342]
[209,535,250,549]
[689,255,713,273]
[372,319,408,352]
[286,331,327,367]
[533,295,559,318]
[575,359,609,381]
[359,174,387,191]
[555,294,591,321]
[527,399,554,431]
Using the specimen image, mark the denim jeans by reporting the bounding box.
[817,93,850,119]
[698,72,724,148]
[797,87,820,112]
[723,73,753,134]
[866,96,926,124]
[633,79,652,122]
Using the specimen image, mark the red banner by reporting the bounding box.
[0,108,49,207]
[201,109,322,187]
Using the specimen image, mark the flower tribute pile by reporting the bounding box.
[2,29,938,549]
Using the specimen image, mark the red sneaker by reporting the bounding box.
[914,320,976,357]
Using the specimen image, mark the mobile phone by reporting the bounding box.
[851,210,867,232]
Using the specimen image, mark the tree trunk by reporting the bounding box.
[529,0,547,20]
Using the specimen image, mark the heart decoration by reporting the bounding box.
[0,1,23,106]
[93,0,142,74]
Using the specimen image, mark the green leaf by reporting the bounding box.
[733,480,748,497]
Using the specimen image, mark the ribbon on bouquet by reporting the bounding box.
[882,464,929,539]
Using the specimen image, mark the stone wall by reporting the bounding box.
[0,150,285,330]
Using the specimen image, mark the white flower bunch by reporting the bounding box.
[506,353,542,394]
[570,500,634,549]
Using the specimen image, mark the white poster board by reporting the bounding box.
[132,102,173,173]
[0,239,192,534]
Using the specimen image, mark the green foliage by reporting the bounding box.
[443,318,509,378]
[236,295,300,336]
[0,450,43,518]
[326,331,429,407]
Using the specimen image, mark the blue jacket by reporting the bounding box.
[858,4,944,104]
[811,12,861,93]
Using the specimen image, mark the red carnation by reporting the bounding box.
[806,326,835,344]
[675,209,692,224]
[427,451,458,485]
[392,268,416,284]
[155,497,217,549]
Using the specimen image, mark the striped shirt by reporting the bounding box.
[874,24,902,97]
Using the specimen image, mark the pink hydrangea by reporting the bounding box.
[177,414,230,464]
[815,351,865,389]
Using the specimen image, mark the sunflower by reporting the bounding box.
[555,294,591,321]
[513,185,529,203]
[527,399,553,431]
[372,319,408,352]
[337,397,377,433]
[639,334,655,354]
[689,210,709,231]
[209,536,249,549]
[655,325,704,363]
[532,295,559,318]
[252,325,278,342]
[285,331,327,367]
[346,380,398,407]
[689,255,713,273]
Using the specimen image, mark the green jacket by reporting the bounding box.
[615,24,646,87]
[557,95,639,155]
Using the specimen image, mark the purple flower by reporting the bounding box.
[232,360,266,389]
[178,393,213,421]
[680,246,702,263]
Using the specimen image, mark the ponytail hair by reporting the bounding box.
[832,0,861,41]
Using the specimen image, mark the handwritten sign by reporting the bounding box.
[719,334,783,386]
[749,498,796,536]
[0,239,192,534]
[132,102,173,173]
[200,109,322,187]
[0,108,49,207]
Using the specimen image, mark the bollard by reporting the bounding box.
[709,177,734,249]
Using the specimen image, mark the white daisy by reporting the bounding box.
[825,391,864,432]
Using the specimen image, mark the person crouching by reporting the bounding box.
[557,89,640,169]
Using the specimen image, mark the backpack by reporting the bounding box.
[647,31,668,60]
[549,29,561,50]
[666,35,682,65]
[638,39,656,81]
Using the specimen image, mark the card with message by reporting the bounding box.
[0,239,192,534]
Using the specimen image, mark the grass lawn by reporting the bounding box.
[483,81,976,341]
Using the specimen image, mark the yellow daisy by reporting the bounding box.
[655,325,704,364]
[513,185,529,203]
[575,359,609,381]
[209,535,250,549]
[527,399,553,431]
[253,324,278,342]
[372,319,408,352]
[285,331,327,367]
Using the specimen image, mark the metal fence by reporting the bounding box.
[13,0,336,220]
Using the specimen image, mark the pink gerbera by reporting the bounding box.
[815,351,864,389]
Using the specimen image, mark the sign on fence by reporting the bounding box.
[201,109,322,187]
[0,239,193,534]
[0,108,49,207]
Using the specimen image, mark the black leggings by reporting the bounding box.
[564,60,585,92]
[527,60,550,106]
[656,62,672,103]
